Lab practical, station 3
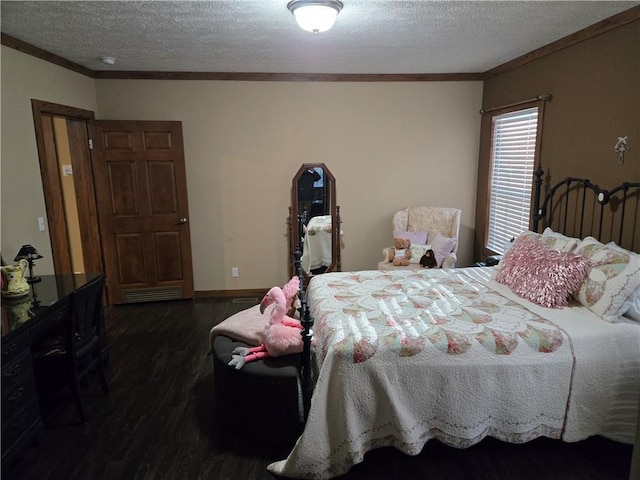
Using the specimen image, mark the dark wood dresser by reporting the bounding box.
[2,325,42,464]
[1,273,103,463]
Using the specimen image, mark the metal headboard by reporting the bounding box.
[532,164,640,253]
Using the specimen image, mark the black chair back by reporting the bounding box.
[32,273,108,424]
[69,274,104,356]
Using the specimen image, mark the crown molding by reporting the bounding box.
[1,33,94,77]
[91,71,483,81]
[2,6,638,82]
[484,5,640,79]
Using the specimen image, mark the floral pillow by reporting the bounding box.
[393,229,428,246]
[496,236,591,308]
[574,237,640,321]
[518,228,579,252]
[408,244,432,264]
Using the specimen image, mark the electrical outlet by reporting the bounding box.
[38,217,46,231]
[231,267,239,277]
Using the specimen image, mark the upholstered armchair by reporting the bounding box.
[378,206,462,270]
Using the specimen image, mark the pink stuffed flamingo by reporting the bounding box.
[282,275,301,317]
[228,284,304,370]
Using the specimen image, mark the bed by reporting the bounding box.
[267,168,640,479]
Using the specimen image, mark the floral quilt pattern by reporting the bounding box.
[576,242,631,307]
[309,269,565,364]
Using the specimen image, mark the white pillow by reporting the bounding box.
[541,227,580,252]
[607,242,640,322]
[573,237,640,322]
[623,289,640,321]
[519,229,579,252]
[393,230,428,246]
[430,232,456,267]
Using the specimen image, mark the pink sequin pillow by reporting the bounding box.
[495,236,591,308]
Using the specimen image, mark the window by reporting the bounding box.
[486,107,540,254]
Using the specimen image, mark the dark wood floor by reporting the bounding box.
[4,297,633,480]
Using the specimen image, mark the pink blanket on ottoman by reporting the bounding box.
[208,304,269,350]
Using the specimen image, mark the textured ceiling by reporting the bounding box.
[1,1,638,74]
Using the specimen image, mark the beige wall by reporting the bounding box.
[4,22,636,292]
[1,46,98,270]
[6,21,637,292]
[94,80,482,290]
[1,45,482,291]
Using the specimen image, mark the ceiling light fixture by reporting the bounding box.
[101,56,116,65]
[287,0,343,33]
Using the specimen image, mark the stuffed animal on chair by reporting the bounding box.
[419,249,437,268]
[228,280,304,370]
[389,237,412,266]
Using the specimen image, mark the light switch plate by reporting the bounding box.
[62,164,73,176]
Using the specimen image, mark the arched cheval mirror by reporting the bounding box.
[288,163,341,282]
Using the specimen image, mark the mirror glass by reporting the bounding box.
[289,163,340,280]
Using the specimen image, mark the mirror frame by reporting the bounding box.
[288,163,340,281]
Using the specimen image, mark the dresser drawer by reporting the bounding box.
[1,397,41,458]
[1,349,33,392]
[2,364,38,423]
[1,329,30,365]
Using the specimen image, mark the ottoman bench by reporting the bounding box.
[210,306,303,445]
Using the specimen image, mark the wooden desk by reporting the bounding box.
[1,273,102,463]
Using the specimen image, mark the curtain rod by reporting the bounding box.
[479,94,552,115]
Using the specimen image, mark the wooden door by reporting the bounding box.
[65,118,104,275]
[90,121,194,304]
[32,100,98,276]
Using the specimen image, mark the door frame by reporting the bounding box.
[31,100,104,282]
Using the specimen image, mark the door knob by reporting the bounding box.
[174,217,188,225]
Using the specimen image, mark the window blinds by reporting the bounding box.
[487,107,538,254]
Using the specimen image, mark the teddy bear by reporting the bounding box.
[419,249,437,268]
[389,237,412,266]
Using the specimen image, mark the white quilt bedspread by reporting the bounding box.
[268,267,640,479]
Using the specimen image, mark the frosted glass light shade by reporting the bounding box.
[287,1,343,33]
